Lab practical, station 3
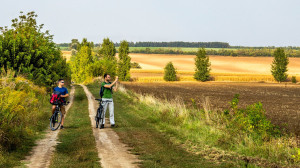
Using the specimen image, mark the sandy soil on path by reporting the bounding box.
[81,85,140,168]
[21,86,75,168]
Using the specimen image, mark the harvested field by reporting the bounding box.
[62,51,71,61]
[129,53,300,75]
[122,82,300,136]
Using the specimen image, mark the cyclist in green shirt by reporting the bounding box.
[100,74,118,128]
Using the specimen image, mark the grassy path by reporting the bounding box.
[87,83,229,168]
[49,86,101,168]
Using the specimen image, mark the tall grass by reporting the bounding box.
[0,71,48,167]
[118,84,300,167]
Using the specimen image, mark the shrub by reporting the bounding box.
[164,62,177,81]
[0,72,47,152]
[131,62,142,69]
[224,94,280,140]
[292,76,297,83]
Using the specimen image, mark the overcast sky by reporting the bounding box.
[0,0,299,46]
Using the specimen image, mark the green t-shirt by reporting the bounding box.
[101,82,113,98]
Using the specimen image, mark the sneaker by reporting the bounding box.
[60,125,64,129]
[111,124,115,128]
[100,124,104,129]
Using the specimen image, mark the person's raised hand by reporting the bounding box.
[115,76,119,81]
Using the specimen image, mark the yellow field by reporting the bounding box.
[62,51,71,61]
[130,53,300,75]
[129,53,300,83]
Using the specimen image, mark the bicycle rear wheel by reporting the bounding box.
[50,111,62,131]
[95,108,101,128]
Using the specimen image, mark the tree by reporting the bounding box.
[98,38,117,77]
[0,11,70,86]
[164,62,177,81]
[70,39,79,50]
[99,38,116,60]
[271,48,289,82]
[118,40,131,81]
[70,46,93,83]
[194,48,211,81]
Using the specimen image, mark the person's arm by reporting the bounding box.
[103,77,119,88]
[61,88,69,98]
[113,82,118,92]
[61,94,69,98]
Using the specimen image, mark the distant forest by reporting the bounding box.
[56,41,300,57]
[114,41,230,48]
[57,41,300,49]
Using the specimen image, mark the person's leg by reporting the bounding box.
[60,105,66,126]
[102,101,109,124]
[52,105,55,114]
[108,100,115,125]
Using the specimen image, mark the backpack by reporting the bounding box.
[99,86,104,98]
[50,91,64,105]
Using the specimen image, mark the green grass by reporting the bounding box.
[59,47,70,51]
[49,86,101,168]
[86,82,240,168]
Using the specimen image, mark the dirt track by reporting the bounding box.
[123,82,300,136]
[81,85,140,168]
[22,86,75,168]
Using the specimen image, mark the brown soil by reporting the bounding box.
[122,82,300,136]
[81,85,140,168]
[22,86,75,168]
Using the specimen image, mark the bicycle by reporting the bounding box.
[50,101,69,131]
[95,98,112,129]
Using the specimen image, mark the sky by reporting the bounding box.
[0,0,299,47]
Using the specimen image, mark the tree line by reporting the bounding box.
[114,41,230,48]
[130,47,300,57]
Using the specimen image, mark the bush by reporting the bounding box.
[131,62,142,69]
[292,76,297,83]
[0,77,47,152]
[224,94,280,140]
[164,62,177,81]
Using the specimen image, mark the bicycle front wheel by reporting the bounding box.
[50,111,62,131]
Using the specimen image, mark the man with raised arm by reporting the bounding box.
[100,74,118,128]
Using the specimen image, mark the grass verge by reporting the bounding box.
[49,85,101,168]
[87,81,300,168]
[87,82,241,168]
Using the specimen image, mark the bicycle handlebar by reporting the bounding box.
[95,98,112,103]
